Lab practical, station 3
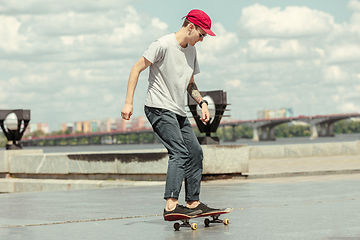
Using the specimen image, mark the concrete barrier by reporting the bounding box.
[5,145,249,179]
[0,146,249,193]
[250,141,360,159]
[2,141,359,193]
[202,145,249,174]
[0,150,43,173]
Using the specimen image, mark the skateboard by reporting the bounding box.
[164,208,233,230]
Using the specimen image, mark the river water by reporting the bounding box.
[15,133,360,154]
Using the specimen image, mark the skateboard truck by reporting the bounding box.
[174,219,198,230]
[173,214,230,230]
[204,215,230,227]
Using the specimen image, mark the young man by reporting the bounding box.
[121,9,219,219]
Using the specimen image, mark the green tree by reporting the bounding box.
[334,120,347,134]
[0,132,6,147]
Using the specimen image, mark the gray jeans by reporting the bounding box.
[144,106,203,201]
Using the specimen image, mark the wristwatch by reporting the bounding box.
[199,100,208,108]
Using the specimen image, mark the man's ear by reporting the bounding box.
[188,23,195,30]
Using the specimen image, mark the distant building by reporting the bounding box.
[257,108,294,119]
[130,116,146,131]
[99,118,114,132]
[26,123,50,134]
[59,116,151,134]
[73,121,91,133]
[91,120,100,132]
[62,123,74,133]
[112,118,127,132]
[62,121,95,133]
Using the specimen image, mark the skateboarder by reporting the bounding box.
[121,9,219,219]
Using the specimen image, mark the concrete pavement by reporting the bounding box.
[1,149,360,238]
[247,154,360,178]
[0,173,360,239]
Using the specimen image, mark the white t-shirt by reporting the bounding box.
[143,33,200,116]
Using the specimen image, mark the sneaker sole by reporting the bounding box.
[164,213,193,221]
[164,210,202,221]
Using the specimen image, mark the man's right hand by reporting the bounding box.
[121,103,133,120]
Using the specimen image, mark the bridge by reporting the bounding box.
[21,128,160,147]
[20,113,360,146]
[221,113,360,141]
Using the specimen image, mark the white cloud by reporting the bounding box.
[151,17,168,30]
[0,15,27,52]
[246,39,321,61]
[197,23,239,65]
[24,74,50,84]
[323,65,350,81]
[238,4,334,38]
[341,102,359,112]
[0,5,168,62]
[327,44,360,63]
[21,12,116,37]
[356,85,360,92]
[347,0,360,12]
[0,2,171,129]
[226,79,242,89]
[349,12,360,33]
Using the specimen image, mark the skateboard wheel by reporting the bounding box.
[204,218,210,227]
[223,218,229,225]
[174,222,180,230]
[191,223,197,230]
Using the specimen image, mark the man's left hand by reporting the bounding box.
[200,104,210,123]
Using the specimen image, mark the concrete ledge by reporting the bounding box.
[202,145,249,174]
[245,169,360,179]
[285,144,313,158]
[5,145,249,178]
[250,145,285,159]
[0,150,43,173]
[341,141,360,155]
[0,178,166,193]
[250,141,360,159]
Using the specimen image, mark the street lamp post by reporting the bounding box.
[0,109,31,150]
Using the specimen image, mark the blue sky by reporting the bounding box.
[1,0,359,131]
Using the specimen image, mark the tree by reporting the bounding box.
[0,132,6,147]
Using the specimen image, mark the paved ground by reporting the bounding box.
[1,173,360,239]
[248,155,360,178]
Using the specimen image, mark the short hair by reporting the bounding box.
[182,18,190,27]
[182,18,199,29]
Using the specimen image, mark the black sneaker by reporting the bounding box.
[190,202,222,217]
[163,204,202,221]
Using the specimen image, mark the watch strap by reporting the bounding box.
[199,100,208,108]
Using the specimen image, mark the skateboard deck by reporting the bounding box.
[165,207,233,230]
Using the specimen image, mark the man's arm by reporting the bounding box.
[187,76,210,122]
[121,57,151,120]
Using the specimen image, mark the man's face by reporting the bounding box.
[189,25,207,46]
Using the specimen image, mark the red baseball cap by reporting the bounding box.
[186,9,216,36]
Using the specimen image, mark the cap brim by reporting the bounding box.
[203,28,216,36]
